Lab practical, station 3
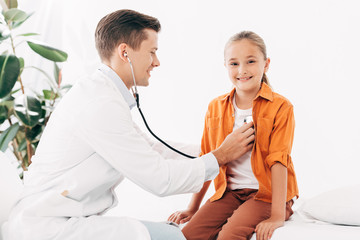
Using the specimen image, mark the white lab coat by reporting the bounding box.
[5,70,212,240]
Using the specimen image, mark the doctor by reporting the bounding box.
[6,9,255,240]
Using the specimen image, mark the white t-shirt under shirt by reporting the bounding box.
[226,96,259,190]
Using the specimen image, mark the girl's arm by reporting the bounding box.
[167,181,211,224]
[270,163,287,219]
[255,163,287,240]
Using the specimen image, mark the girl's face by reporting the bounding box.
[224,39,270,94]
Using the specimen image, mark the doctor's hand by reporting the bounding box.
[212,122,254,166]
[167,208,197,225]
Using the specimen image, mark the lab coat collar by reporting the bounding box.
[98,64,137,109]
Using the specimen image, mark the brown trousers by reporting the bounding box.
[182,189,293,240]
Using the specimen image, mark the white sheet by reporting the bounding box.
[250,211,360,240]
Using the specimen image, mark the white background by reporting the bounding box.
[4,0,360,221]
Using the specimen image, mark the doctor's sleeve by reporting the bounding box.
[77,98,207,197]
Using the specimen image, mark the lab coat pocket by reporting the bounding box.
[256,117,273,153]
[29,190,83,217]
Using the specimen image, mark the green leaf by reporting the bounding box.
[16,33,39,37]
[10,88,20,95]
[11,12,34,29]
[4,9,27,22]
[25,124,43,141]
[0,93,15,105]
[0,123,19,152]
[0,99,13,114]
[54,62,60,85]
[0,54,20,98]
[60,84,72,90]
[18,137,26,151]
[18,56,24,70]
[40,100,46,119]
[43,89,57,100]
[14,95,42,127]
[27,40,68,62]
[0,27,10,41]
[0,35,10,42]
[0,105,8,124]
[41,105,55,112]
[5,0,18,9]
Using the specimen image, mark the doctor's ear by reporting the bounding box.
[118,43,128,62]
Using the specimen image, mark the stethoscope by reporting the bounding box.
[124,52,196,159]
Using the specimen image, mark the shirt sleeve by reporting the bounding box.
[132,121,218,180]
[264,104,295,169]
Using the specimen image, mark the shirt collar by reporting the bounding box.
[98,63,137,109]
[221,82,274,103]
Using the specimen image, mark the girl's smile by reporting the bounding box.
[224,39,270,97]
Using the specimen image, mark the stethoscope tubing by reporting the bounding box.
[127,55,196,159]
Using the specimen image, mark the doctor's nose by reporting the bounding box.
[153,55,160,67]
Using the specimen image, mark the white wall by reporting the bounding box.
[12,0,360,221]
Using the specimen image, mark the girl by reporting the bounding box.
[168,31,299,240]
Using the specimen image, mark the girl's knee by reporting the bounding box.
[217,226,253,240]
[182,224,218,240]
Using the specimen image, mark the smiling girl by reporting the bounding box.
[168,31,299,240]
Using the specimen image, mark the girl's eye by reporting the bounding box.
[230,62,238,66]
[248,60,256,64]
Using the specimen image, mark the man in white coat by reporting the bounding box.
[6,9,255,240]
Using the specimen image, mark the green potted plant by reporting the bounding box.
[0,0,71,175]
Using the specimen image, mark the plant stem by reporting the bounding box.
[9,24,26,94]
[17,76,25,94]
[26,138,33,165]
[10,35,16,55]
[12,139,26,171]
[7,118,26,170]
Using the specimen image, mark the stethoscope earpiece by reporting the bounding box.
[125,53,139,102]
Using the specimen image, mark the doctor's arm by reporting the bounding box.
[80,99,254,197]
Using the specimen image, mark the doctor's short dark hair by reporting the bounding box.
[95,9,161,61]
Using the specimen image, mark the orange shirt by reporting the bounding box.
[201,83,299,203]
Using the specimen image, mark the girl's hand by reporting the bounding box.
[167,209,197,225]
[255,217,284,240]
